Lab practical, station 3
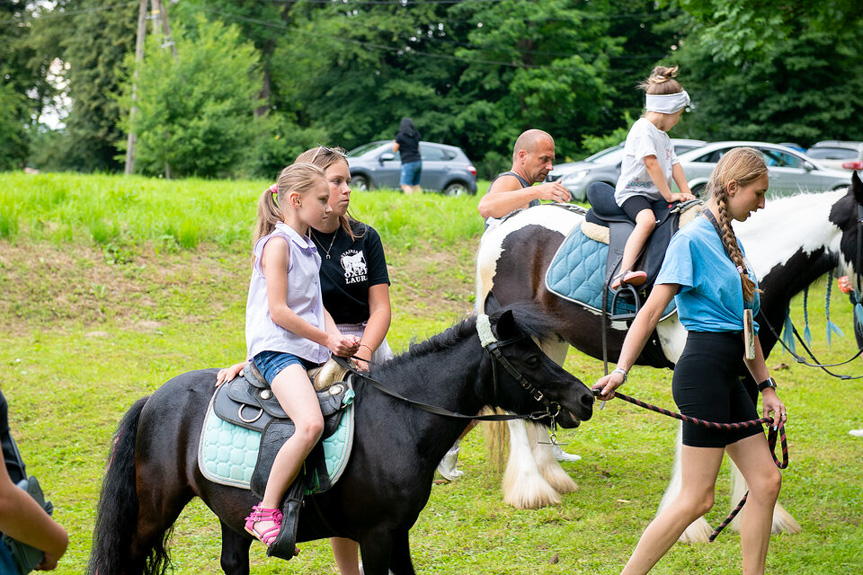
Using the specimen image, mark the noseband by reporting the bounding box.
[476,314,562,418]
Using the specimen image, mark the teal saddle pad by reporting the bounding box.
[198,387,355,494]
[545,223,676,319]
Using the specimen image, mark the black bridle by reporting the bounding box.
[337,315,563,423]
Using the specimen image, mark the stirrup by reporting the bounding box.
[245,503,283,546]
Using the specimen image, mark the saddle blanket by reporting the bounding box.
[545,222,677,320]
[198,387,355,493]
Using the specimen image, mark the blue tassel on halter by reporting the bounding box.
[856,302,863,331]
[825,277,844,345]
[802,287,812,347]
[782,306,796,354]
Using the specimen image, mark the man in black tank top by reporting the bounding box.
[478,129,571,224]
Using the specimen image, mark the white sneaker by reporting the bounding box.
[435,445,464,481]
[850,429,863,437]
[552,443,581,462]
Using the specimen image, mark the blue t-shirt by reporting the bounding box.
[656,216,760,333]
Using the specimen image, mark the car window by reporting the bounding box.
[759,148,801,168]
[348,141,387,156]
[589,147,625,165]
[693,149,726,163]
[419,144,448,161]
[807,147,858,160]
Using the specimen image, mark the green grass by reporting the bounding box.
[1,172,861,573]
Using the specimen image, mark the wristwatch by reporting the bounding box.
[757,377,777,392]
[612,367,628,384]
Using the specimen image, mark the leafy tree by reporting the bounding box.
[119,14,262,178]
[0,80,27,169]
[668,0,863,144]
[62,0,138,172]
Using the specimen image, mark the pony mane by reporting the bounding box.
[737,189,847,279]
[384,303,559,368]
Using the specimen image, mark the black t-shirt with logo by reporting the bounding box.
[310,221,390,324]
[1,389,25,484]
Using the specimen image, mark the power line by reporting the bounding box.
[0,1,139,27]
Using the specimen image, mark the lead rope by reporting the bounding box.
[593,388,789,541]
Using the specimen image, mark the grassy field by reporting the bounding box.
[1,172,861,574]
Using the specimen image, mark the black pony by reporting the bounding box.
[88,304,595,575]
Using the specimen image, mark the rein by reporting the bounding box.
[335,315,562,423]
[759,306,863,380]
[593,388,788,542]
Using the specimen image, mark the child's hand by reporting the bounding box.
[838,275,852,293]
[328,334,361,358]
[671,192,695,203]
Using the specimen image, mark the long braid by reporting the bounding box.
[706,147,767,303]
[715,189,757,301]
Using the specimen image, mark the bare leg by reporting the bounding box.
[725,434,782,575]
[400,184,414,195]
[332,537,361,575]
[255,365,323,533]
[622,445,724,574]
[617,209,656,280]
[410,185,422,194]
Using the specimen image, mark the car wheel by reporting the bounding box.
[443,181,473,197]
[352,175,371,192]
[691,183,707,198]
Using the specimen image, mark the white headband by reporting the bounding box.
[645,90,690,114]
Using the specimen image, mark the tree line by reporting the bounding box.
[1,0,861,179]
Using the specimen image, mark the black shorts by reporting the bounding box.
[673,331,763,448]
[620,195,655,221]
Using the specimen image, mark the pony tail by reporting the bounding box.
[254,185,281,244]
[716,196,757,302]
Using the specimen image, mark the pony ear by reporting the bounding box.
[851,171,863,207]
[493,309,518,341]
[482,292,501,315]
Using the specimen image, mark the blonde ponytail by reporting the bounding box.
[253,163,327,244]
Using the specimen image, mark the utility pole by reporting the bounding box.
[124,0,148,176]
[153,0,177,59]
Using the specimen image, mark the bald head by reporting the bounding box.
[513,129,554,163]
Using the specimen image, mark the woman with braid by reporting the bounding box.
[594,147,787,575]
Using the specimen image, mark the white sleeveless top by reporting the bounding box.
[245,222,329,364]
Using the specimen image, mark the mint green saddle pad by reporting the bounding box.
[198,387,355,494]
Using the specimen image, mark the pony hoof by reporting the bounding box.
[678,518,713,543]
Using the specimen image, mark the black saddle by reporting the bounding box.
[584,182,698,320]
[213,361,354,560]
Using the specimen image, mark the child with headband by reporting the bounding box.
[612,66,696,289]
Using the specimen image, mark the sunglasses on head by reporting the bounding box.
[311,144,347,162]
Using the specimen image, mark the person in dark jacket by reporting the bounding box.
[392,118,423,195]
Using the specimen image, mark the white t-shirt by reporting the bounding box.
[614,117,678,206]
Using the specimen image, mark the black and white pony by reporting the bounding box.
[475,172,863,542]
[88,304,595,575]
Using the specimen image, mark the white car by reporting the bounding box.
[548,139,706,201]
[806,140,863,171]
[675,141,853,197]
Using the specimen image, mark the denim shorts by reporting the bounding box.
[252,350,321,385]
[400,161,422,186]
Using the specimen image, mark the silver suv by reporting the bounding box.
[347,141,478,196]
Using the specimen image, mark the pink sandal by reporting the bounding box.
[611,270,648,290]
[244,503,283,546]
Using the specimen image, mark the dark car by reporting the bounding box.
[346,141,478,196]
